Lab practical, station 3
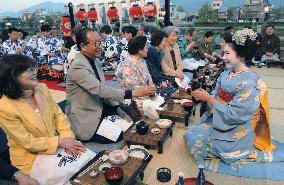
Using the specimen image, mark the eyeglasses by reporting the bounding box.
[26,65,38,73]
[88,40,101,47]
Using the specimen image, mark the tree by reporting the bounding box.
[198,2,217,22]
[177,5,185,12]
[26,18,35,29]
[271,8,281,21]
[44,16,54,27]
[227,7,235,21]
[244,8,254,21]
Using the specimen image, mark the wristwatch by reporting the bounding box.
[12,170,22,182]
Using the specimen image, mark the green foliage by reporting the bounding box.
[44,16,54,26]
[177,5,185,12]
[198,2,217,22]
[227,7,235,20]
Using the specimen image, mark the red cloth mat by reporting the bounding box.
[39,75,115,91]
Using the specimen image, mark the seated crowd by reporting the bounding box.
[0,22,281,184]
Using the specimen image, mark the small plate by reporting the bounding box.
[156,119,172,129]
[180,99,192,105]
[127,148,150,160]
[99,163,112,172]
[151,127,161,135]
[89,170,99,178]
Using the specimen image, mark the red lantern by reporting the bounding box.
[87,7,98,22]
[107,6,119,21]
[60,16,71,36]
[143,2,157,17]
[129,4,143,19]
[76,4,87,22]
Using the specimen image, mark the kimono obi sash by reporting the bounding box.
[217,87,234,103]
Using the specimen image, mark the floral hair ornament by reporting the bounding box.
[232,28,258,46]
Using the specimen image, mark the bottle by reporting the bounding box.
[197,168,206,185]
[176,172,184,185]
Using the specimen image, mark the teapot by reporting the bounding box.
[136,121,149,135]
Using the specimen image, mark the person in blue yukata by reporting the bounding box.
[26,30,41,60]
[37,24,64,79]
[2,27,32,57]
[37,25,63,67]
[100,25,120,72]
[258,24,280,68]
[0,35,3,58]
[118,26,137,64]
[184,28,262,168]
[137,24,151,45]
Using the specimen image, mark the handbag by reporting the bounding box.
[31,148,96,185]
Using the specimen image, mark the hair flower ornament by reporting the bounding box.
[232,28,258,46]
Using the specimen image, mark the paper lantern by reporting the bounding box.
[129,4,143,19]
[143,2,157,17]
[87,7,98,22]
[76,4,87,22]
[107,6,119,21]
[60,16,71,36]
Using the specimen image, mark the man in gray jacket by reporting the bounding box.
[65,28,155,143]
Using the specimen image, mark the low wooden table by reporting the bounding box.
[158,102,191,126]
[163,91,192,126]
[124,118,174,154]
[70,150,152,185]
[170,90,192,100]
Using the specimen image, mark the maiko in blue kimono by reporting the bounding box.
[185,68,261,166]
[185,29,284,181]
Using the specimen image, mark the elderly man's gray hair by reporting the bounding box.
[163,26,180,36]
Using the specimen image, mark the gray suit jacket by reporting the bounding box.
[65,53,125,140]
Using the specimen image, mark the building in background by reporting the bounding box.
[212,0,224,11]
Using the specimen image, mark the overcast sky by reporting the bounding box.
[0,0,105,12]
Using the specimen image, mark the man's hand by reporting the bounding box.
[265,52,273,57]
[160,81,168,88]
[132,85,156,97]
[58,138,86,156]
[47,52,56,57]
[176,71,184,79]
[15,173,39,185]
[186,42,196,51]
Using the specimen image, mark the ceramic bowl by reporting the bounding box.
[108,150,128,165]
[104,167,124,185]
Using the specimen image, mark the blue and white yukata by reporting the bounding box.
[100,34,121,72]
[37,35,63,67]
[117,38,129,65]
[26,35,41,60]
[184,68,261,167]
[2,39,32,57]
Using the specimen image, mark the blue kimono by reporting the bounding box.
[26,35,41,59]
[100,34,120,71]
[2,39,32,57]
[185,68,261,166]
[117,38,128,64]
[37,35,63,66]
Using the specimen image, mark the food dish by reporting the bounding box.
[108,150,129,165]
[99,163,112,172]
[104,167,124,185]
[156,119,172,129]
[127,148,150,160]
[151,127,161,135]
[180,99,192,105]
